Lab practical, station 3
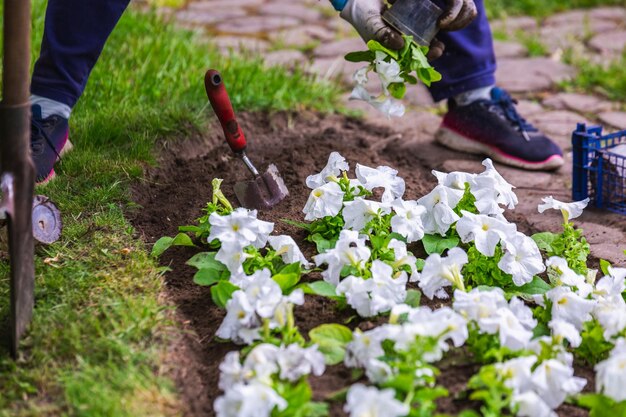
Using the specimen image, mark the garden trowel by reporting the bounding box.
[204,69,288,210]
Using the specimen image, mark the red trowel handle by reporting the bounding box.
[205,69,247,153]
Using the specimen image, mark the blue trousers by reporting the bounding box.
[30,0,495,107]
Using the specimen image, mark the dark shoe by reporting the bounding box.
[31,104,72,184]
[435,87,564,170]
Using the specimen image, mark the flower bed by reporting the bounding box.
[131,112,626,417]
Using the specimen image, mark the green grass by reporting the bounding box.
[0,2,339,416]
[486,0,626,19]
[561,50,626,102]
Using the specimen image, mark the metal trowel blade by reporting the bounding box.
[234,164,289,210]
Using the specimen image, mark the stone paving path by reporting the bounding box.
[168,1,626,264]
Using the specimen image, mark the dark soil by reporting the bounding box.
[130,111,592,417]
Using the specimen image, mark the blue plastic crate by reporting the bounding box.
[572,123,626,215]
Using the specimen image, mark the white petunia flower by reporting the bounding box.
[271,289,305,329]
[479,307,534,350]
[345,327,394,383]
[594,266,626,298]
[547,286,596,330]
[216,241,250,280]
[512,391,557,417]
[336,275,376,317]
[349,84,405,118]
[214,382,287,417]
[537,196,590,222]
[355,164,406,203]
[369,260,408,315]
[527,336,575,367]
[508,297,538,330]
[336,262,407,318]
[546,256,593,297]
[549,319,582,348]
[595,339,626,402]
[208,208,274,248]
[418,247,468,299]
[343,197,391,232]
[592,296,626,340]
[373,51,404,90]
[496,355,537,394]
[240,269,283,319]
[390,199,426,243]
[314,230,371,286]
[277,344,326,382]
[268,235,311,268]
[453,287,508,322]
[456,210,517,257]
[306,152,350,189]
[432,169,477,191]
[388,239,418,275]
[242,343,280,384]
[418,185,463,236]
[498,232,545,286]
[218,351,244,390]
[354,66,369,84]
[344,384,409,417]
[471,159,518,216]
[530,359,586,408]
[216,290,261,344]
[303,181,345,221]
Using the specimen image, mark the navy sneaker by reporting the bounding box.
[435,87,564,170]
[31,105,72,184]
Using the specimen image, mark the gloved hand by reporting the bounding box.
[340,0,476,60]
[439,0,477,31]
[339,0,405,50]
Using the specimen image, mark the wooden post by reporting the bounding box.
[1,0,35,357]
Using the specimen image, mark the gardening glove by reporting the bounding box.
[339,0,405,50]
[338,0,447,60]
[438,0,477,31]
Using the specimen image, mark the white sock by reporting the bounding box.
[454,85,494,106]
[30,95,72,119]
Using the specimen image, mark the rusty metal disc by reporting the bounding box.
[31,195,62,244]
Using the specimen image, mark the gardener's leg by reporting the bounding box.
[429,0,563,171]
[30,0,130,183]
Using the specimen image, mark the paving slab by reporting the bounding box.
[491,16,538,35]
[528,110,591,150]
[589,6,626,21]
[176,9,247,25]
[263,49,307,67]
[516,100,545,117]
[188,0,265,9]
[542,93,615,114]
[216,15,301,35]
[493,40,527,59]
[270,25,335,48]
[257,3,323,22]
[589,30,626,54]
[404,83,435,107]
[540,20,619,51]
[314,37,365,58]
[212,36,270,53]
[495,58,575,93]
[599,111,626,129]
[308,56,363,83]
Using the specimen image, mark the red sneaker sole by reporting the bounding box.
[37,131,72,185]
[435,126,564,171]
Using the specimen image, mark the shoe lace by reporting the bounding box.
[488,90,537,142]
[31,117,62,160]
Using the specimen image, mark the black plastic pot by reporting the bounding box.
[382,0,443,46]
